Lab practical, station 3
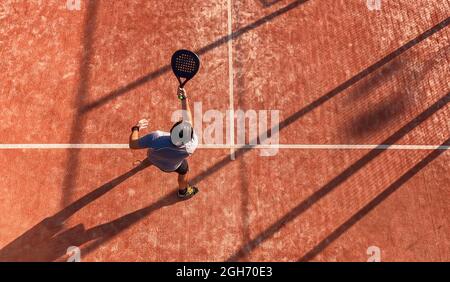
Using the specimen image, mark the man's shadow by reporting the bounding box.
[0,160,180,262]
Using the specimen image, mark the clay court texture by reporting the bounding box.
[0,0,449,262]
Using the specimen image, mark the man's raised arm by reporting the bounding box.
[178,87,193,125]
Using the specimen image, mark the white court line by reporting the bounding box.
[227,0,235,160]
[0,144,448,150]
[198,144,450,150]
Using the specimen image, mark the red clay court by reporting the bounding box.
[0,0,449,262]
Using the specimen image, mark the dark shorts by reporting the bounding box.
[174,159,189,175]
[154,159,189,175]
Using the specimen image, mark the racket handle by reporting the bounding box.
[176,76,182,86]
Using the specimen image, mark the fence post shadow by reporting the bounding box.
[60,0,100,208]
[80,91,449,259]
[258,0,285,8]
[299,136,450,261]
[2,89,447,260]
[0,161,152,261]
[3,10,448,260]
[80,0,311,113]
[226,91,450,261]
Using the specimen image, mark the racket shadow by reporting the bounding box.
[346,43,450,138]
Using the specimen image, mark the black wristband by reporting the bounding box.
[131,126,140,132]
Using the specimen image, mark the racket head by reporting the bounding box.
[171,49,200,82]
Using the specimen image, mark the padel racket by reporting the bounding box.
[171,49,200,88]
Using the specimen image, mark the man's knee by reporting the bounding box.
[175,160,189,175]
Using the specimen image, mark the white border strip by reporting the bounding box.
[0,144,448,150]
[227,0,235,160]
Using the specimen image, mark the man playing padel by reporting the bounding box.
[129,87,199,199]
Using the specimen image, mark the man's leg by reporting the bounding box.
[177,172,189,194]
[176,160,198,199]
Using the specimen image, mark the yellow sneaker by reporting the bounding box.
[177,185,199,199]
